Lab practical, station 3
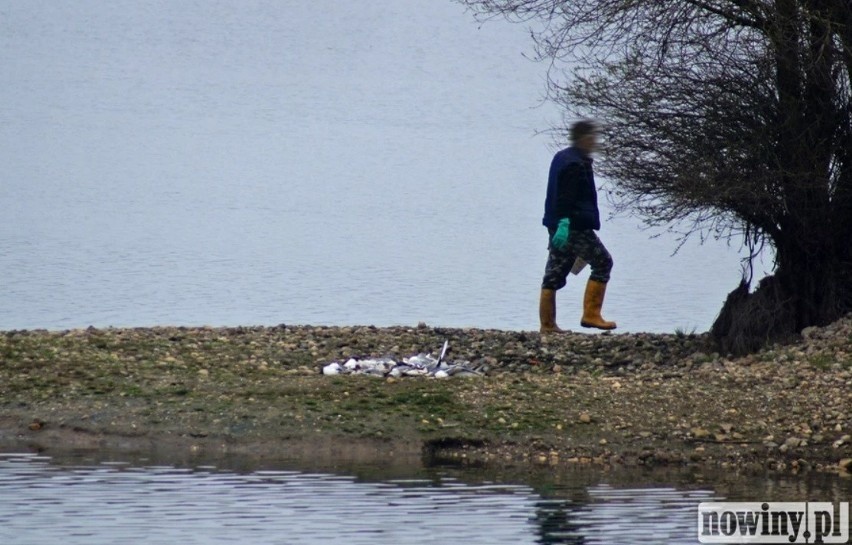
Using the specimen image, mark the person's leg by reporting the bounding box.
[565,230,616,329]
[539,230,576,333]
[568,230,613,283]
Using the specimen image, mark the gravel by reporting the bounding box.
[1,316,849,474]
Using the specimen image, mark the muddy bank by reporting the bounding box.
[1,319,850,475]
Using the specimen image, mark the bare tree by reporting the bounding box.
[460,0,852,354]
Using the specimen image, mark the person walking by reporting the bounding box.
[539,120,616,333]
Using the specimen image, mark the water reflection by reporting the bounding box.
[533,499,587,544]
[528,485,717,544]
[0,453,848,545]
[1,454,540,545]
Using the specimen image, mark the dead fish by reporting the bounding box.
[321,340,482,379]
[322,362,342,375]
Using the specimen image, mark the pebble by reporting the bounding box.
[691,428,711,439]
[4,313,851,473]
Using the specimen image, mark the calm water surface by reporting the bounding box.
[2,4,843,542]
[0,0,751,334]
[2,452,847,545]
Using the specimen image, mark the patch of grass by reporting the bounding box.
[279,351,316,368]
[389,389,457,416]
[675,326,697,338]
[808,354,834,370]
[121,385,145,397]
[808,353,852,371]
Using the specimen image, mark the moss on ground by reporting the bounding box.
[0,325,850,474]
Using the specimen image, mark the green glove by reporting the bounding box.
[551,218,571,249]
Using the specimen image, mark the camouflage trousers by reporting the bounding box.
[541,228,613,290]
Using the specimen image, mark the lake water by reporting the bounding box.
[0,0,749,333]
[1,451,848,545]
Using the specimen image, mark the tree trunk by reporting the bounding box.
[711,239,851,355]
[711,1,852,356]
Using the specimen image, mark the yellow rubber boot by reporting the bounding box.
[580,280,617,330]
[539,289,566,333]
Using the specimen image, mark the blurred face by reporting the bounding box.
[576,131,599,154]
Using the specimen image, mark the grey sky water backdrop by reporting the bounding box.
[0,0,753,332]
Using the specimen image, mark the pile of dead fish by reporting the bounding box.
[321,341,482,379]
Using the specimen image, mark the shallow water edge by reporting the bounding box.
[1,322,850,477]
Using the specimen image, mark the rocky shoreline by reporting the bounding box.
[1,317,850,475]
